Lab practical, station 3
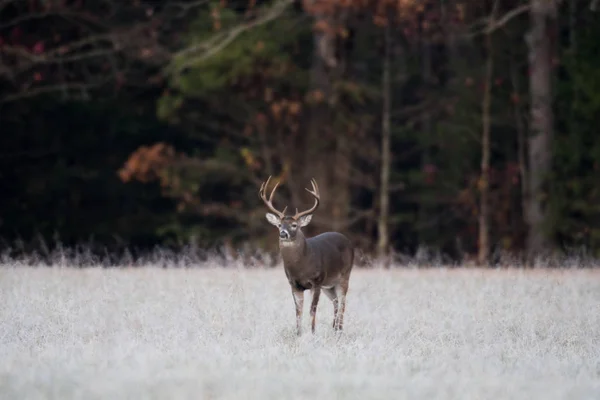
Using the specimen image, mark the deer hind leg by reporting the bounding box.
[292,288,304,336]
[333,282,349,332]
[323,288,338,328]
[310,287,321,334]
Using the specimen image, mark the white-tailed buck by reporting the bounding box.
[259,176,354,335]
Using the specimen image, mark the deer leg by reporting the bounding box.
[323,288,338,328]
[333,282,349,332]
[310,287,321,334]
[292,288,304,336]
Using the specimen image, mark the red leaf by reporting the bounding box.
[32,41,45,54]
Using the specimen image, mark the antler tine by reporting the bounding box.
[310,178,320,196]
[293,177,320,220]
[269,180,280,202]
[259,175,271,198]
[259,175,286,218]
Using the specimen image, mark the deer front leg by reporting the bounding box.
[310,287,321,334]
[292,288,304,336]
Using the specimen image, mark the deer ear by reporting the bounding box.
[298,214,312,227]
[265,213,281,226]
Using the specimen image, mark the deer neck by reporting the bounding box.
[279,231,308,269]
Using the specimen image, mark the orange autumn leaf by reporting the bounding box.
[271,102,282,119]
[288,101,301,116]
[118,142,177,184]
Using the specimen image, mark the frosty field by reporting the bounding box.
[1,266,599,400]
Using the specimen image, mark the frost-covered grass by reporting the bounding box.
[1,265,599,399]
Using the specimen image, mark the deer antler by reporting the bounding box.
[292,178,320,220]
[259,175,287,218]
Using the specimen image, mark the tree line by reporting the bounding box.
[1,0,599,266]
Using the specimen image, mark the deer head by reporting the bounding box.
[259,176,320,242]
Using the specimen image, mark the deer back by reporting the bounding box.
[308,231,353,267]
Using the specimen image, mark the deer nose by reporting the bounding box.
[279,230,289,239]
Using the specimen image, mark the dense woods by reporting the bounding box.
[1,0,600,265]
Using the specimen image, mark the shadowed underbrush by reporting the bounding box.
[2,240,600,269]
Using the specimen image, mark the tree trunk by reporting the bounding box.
[478,25,494,267]
[510,56,529,254]
[441,0,460,86]
[304,6,336,232]
[304,5,350,233]
[569,0,577,53]
[418,28,433,248]
[377,20,392,267]
[332,132,351,232]
[526,0,556,262]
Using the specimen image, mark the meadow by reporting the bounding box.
[1,264,599,399]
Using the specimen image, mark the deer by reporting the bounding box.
[259,176,354,336]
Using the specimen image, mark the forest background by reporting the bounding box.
[1,0,599,267]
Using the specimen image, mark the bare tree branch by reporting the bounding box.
[0,0,295,103]
[0,82,108,104]
[165,0,211,16]
[169,0,293,74]
[487,4,530,33]
[464,4,531,38]
[0,7,169,103]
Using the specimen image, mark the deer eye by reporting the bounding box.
[291,223,298,229]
